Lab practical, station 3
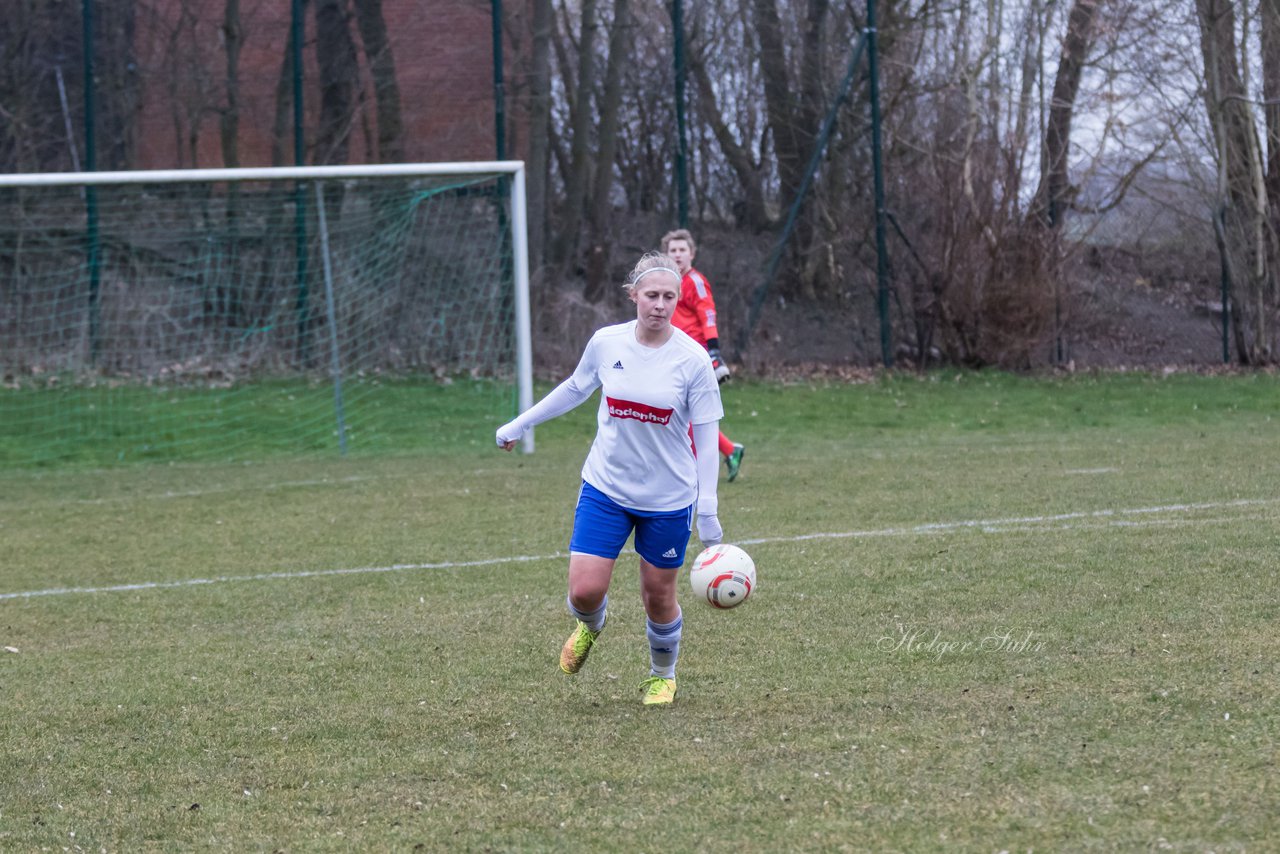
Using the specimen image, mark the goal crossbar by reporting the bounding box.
[0,161,525,187]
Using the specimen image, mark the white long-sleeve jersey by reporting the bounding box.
[498,321,723,513]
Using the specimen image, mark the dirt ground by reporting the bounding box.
[1059,262,1228,370]
[531,246,1234,378]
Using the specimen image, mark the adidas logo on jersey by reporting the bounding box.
[662,548,678,559]
[612,360,624,369]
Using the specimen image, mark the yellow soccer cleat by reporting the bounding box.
[559,620,601,674]
[640,676,677,706]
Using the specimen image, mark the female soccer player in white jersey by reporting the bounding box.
[496,252,725,706]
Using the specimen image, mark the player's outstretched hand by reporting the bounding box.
[697,512,723,547]
[496,422,522,451]
[708,348,731,384]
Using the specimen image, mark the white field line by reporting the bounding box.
[974,513,1269,534]
[14,476,376,507]
[2,498,1275,602]
[4,471,511,509]
[0,553,571,601]
[734,499,1272,546]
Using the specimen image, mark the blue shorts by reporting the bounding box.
[570,481,693,569]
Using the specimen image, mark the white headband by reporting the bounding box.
[631,266,679,287]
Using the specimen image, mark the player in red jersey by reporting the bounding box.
[661,228,746,482]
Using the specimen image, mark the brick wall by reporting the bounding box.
[131,0,530,169]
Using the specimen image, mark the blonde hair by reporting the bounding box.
[660,228,696,253]
[623,251,682,292]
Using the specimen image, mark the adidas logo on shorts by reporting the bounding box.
[612,360,624,369]
[662,548,678,559]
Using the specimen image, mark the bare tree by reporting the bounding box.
[314,0,359,166]
[686,16,769,231]
[271,0,308,167]
[151,0,217,169]
[0,0,78,171]
[526,0,554,268]
[613,2,681,218]
[584,0,632,302]
[220,0,243,170]
[751,0,830,297]
[1031,0,1102,227]
[217,0,245,327]
[352,0,404,163]
[1259,0,1280,360]
[1198,0,1273,362]
[97,0,140,170]
[550,0,601,267]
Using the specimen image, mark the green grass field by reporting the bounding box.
[3,372,1278,851]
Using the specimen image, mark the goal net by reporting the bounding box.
[0,163,533,466]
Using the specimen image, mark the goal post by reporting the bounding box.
[0,161,535,465]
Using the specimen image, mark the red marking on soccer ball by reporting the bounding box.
[706,571,753,608]
[689,544,756,609]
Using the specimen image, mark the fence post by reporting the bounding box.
[291,0,311,365]
[672,0,689,228]
[868,0,893,368]
[82,0,102,365]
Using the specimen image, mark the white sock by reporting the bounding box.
[567,595,607,633]
[646,610,683,678]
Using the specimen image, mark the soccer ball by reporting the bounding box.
[689,544,756,609]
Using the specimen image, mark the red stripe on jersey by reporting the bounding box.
[606,397,674,425]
